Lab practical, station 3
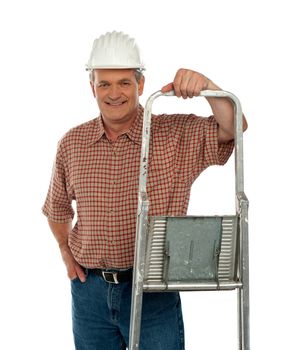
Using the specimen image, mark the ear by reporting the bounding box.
[90,81,96,98]
[138,76,145,96]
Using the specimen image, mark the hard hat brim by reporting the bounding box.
[86,64,145,71]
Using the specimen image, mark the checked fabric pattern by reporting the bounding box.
[42,105,233,269]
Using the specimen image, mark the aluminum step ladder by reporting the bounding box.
[128,90,249,350]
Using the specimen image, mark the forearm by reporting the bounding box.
[161,68,248,143]
[48,219,72,249]
[47,219,85,281]
[205,80,248,142]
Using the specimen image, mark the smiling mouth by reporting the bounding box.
[105,100,127,106]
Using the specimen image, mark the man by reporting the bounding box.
[43,31,247,349]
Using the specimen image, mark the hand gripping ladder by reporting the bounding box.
[129,90,249,350]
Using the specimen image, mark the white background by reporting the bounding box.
[0,0,288,349]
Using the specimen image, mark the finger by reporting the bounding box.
[67,266,78,281]
[64,256,77,280]
[161,83,174,93]
[194,81,203,96]
[190,77,202,96]
[173,69,184,97]
[75,264,86,283]
[179,78,189,99]
[186,74,207,97]
[179,70,195,98]
[186,75,198,98]
[194,76,208,96]
[65,258,85,282]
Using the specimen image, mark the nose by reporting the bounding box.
[108,84,121,100]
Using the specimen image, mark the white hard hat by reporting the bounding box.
[86,31,145,71]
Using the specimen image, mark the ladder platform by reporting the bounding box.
[143,215,240,291]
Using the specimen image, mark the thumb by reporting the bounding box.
[161,82,174,93]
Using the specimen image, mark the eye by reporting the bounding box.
[121,81,131,86]
[98,82,109,88]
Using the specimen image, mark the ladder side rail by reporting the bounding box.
[199,90,245,198]
[200,91,250,350]
[237,193,250,350]
[129,197,149,350]
[129,91,162,350]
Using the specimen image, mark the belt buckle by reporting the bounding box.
[102,271,119,284]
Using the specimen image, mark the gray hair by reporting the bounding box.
[89,69,144,83]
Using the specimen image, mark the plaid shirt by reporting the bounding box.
[43,105,233,268]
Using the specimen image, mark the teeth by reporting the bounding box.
[106,101,127,106]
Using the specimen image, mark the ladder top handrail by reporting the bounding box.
[139,89,244,204]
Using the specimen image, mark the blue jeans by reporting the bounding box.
[71,269,185,349]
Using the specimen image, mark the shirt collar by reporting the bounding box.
[87,104,144,146]
[87,117,106,146]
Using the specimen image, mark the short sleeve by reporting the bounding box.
[202,115,234,167]
[42,141,74,223]
[184,115,234,183]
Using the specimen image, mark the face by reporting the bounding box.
[90,69,145,127]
